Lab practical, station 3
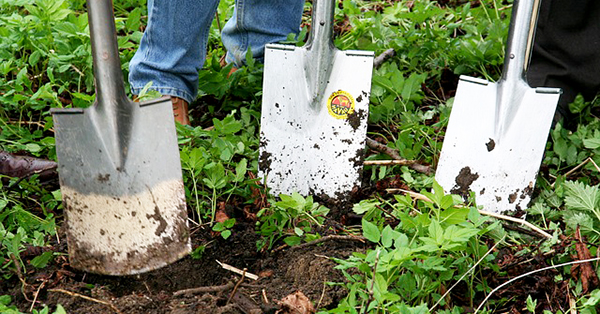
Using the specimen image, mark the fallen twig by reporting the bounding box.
[316,281,327,310]
[550,157,600,188]
[48,288,122,314]
[502,223,547,238]
[589,158,600,173]
[474,257,600,313]
[365,138,433,175]
[374,204,400,223]
[173,281,235,296]
[373,48,395,68]
[291,234,367,251]
[479,210,552,239]
[227,268,246,305]
[363,160,416,166]
[388,188,553,239]
[386,188,431,202]
[6,120,51,131]
[366,138,402,160]
[9,253,32,302]
[30,282,45,313]
[70,64,84,77]
[216,260,259,280]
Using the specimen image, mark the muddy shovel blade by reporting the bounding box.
[50,0,190,275]
[259,0,374,198]
[436,78,559,212]
[436,0,561,212]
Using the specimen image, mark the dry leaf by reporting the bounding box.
[0,151,57,178]
[214,209,229,224]
[571,227,599,293]
[276,291,315,314]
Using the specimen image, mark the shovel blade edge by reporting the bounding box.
[436,77,560,213]
[52,97,190,275]
[259,44,374,198]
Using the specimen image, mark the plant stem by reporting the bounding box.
[190,173,202,225]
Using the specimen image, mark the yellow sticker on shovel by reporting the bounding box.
[327,90,355,119]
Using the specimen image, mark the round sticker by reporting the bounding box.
[327,90,355,119]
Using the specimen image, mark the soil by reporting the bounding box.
[4,218,367,314]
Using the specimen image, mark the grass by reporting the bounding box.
[2,0,600,312]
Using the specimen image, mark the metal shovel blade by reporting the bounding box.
[50,0,190,275]
[436,77,559,212]
[259,0,374,198]
[436,0,561,212]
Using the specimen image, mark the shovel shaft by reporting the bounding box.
[86,0,135,168]
[502,0,541,83]
[304,0,337,108]
[306,0,335,51]
[87,0,129,109]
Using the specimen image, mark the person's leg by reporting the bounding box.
[129,0,220,124]
[528,0,600,128]
[221,0,305,67]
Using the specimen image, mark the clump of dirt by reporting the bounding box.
[486,138,496,151]
[346,108,366,131]
[450,166,479,200]
[258,149,272,175]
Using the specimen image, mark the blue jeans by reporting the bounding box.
[129,0,305,104]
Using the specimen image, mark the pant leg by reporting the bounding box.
[221,0,305,67]
[128,0,220,103]
[527,0,600,126]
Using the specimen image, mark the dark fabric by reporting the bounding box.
[527,0,600,126]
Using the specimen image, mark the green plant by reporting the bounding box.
[1,295,66,314]
[179,110,258,223]
[256,192,330,250]
[1,177,58,280]
[212,218,236,239]
[526,295,537,313]
[561,180,600,241]
[330,182,501,312]
[190,244,206,260]
[578,289,600,313]
[0,295,19,314]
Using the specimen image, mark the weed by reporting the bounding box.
[179,110,257,224]
[256,192,329,250]
[212,218,236,239]
[331,182,501,312]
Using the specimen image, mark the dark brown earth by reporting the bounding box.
[4,219,367,314]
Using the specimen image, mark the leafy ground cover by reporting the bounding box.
[2,0,600,313]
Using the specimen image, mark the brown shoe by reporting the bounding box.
[171,96,190,126]
[227,67,238,78]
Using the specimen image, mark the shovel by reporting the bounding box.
[259,0,374,198]
[435,0,561,213]
[50,0,190,275]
